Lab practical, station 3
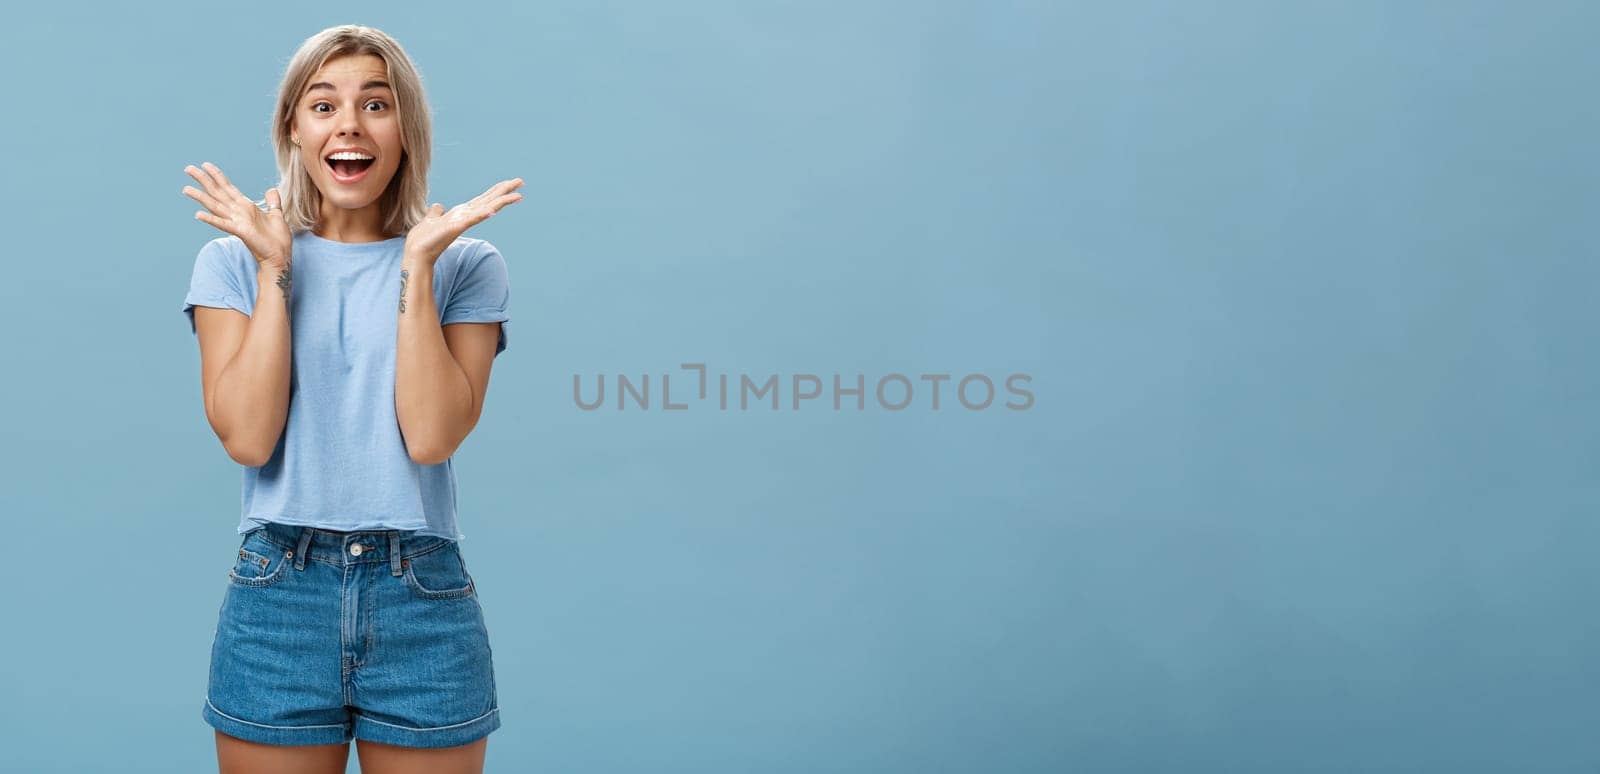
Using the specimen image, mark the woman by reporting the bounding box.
[180,24,521,774]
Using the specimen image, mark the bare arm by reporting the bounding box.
[193,261,294,467]
[393,256,499,465]
[390,179,520,465]
[182,161,297,466]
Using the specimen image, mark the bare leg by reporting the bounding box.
[356,737,488,774]
[215,729,350,774]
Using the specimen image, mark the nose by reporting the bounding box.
[335,108,364,138]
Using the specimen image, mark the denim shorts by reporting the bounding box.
[202,521,500,748]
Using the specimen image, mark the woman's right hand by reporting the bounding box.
[183,161,292,269]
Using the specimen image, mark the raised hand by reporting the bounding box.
[403,178,525,265]
[183,162,293,268]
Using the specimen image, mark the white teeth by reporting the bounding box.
[327,151,374,161]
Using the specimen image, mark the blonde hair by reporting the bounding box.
[268,25,431,237]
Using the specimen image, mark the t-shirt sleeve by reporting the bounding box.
[441,241,511,357]
[182,239,251,335]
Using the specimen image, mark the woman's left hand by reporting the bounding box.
[403,178,525,265]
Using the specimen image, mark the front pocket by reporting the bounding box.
[228,539,293,588]
[401,543,475,600]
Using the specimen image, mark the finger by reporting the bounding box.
[470,178,523,205]
[202,162,252,205]
[265,188,282,211]
[185,165,224,196]
[181,184,225,214]
[201,161,235,192]
[478,193,522,221]
[429,202,446,217]
[485,192,523,214]
[186,164,245,210]
[194,210,232,232]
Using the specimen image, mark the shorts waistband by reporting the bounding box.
[246,521,454,572]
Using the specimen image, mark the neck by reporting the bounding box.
[314,200,391,243]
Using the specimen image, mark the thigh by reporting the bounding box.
[356,737,488,774]
[215,729,349,774]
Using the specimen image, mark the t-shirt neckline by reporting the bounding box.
[299,231,407,250]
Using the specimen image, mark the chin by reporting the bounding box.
[323,193,382,210]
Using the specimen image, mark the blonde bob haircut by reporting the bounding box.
[268,25,431,237]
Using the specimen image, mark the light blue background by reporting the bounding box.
[1,1,1595,771]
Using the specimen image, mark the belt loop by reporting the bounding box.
[294,528,314,570]
[389,531,403,576]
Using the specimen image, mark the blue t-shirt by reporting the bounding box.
[181,230,510,541]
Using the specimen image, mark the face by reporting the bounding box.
[290,54,405,215]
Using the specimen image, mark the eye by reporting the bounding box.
[308,100,387,113]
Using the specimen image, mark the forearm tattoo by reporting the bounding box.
[273,265,292,301]
[398,268,409,314]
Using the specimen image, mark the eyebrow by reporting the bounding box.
[305,80,392,94]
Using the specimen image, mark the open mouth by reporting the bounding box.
[325,153,376,184]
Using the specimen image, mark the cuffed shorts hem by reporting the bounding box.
[353,706,501,749]
[202,695,352,747]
